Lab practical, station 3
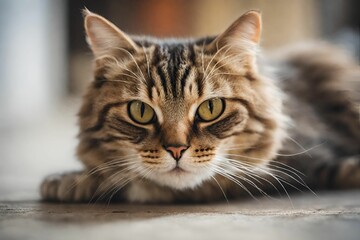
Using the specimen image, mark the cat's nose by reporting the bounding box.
[164,145,189,161]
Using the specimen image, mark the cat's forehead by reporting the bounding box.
[133,36,213,48]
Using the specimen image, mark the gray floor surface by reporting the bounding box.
[1,190,360,240]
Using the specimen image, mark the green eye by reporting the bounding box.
[128,101,155,124]
[197,98,225,122]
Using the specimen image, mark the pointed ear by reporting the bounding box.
[208,10,262,53]
[83,9,138,57]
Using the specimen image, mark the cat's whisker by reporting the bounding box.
[87,155,139,175]
[275,143,323,157]
[209,163,261,201]
[267,165,316,195]
[266,163,311,191]
[90,164,139,204]
[218,161,267,187]
[218,156,294,205]
[268,161,306,180]
[286,135,314,158]
[268,160,306,177]
[63,155,140,197]
[208,173,229,203]
[221,152,315,194]
[212,162,273,199]
[107,166,150,205]
[221,146,256,151]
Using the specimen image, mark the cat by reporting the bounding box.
[41,10,360,203]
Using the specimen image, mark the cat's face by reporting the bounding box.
[77,10,286,190]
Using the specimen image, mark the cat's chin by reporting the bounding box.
[146,167,214,190]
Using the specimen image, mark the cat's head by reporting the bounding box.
[77,10,287,190]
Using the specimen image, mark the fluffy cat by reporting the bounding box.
[41,10,360,203]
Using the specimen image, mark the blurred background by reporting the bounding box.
[0,0,359,200]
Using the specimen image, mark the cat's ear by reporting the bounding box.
[208,10,262,53]
[83,9,138,57]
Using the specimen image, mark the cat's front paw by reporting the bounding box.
[40,172,98,202]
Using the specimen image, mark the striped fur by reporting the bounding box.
[41,11,360,203]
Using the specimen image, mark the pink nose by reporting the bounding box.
[165,145,189,161]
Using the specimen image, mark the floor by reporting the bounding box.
[1,190,360,240]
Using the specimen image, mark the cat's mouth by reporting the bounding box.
[168,166,187,174]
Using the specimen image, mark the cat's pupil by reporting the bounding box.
[208,100,214,114]
[140,102,145,118]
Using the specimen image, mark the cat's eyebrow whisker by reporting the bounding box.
[203,44,233,78]
[201,40,206,74]
[210,72,246,78]
[112,47,147,83]
[141,44,151,78]
[204,52,237,80]
[204,49,249,82]
[95,54,141,81]
[204,53,244,82]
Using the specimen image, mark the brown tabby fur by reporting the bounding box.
[41,10,360,203]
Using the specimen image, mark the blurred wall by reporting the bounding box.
[0,0,66,127]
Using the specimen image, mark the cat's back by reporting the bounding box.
[270,42,360,163]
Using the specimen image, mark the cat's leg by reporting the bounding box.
[40,171,100,202]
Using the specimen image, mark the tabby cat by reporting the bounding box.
[41,10,360,203]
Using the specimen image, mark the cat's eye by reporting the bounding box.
[128,100,155,124]
[197,98,225,122]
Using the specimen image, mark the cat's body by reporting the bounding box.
[41,10,360,203]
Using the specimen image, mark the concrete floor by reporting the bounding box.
[1,190,360,240]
